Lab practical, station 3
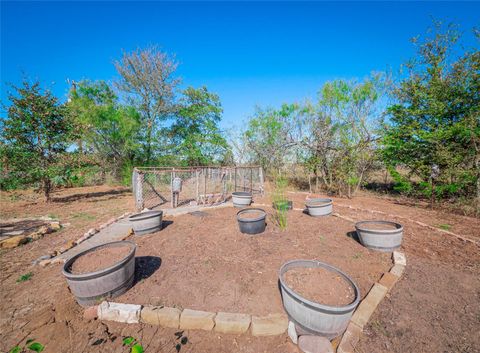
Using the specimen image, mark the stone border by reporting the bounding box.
[0,219,61,249]
[37,212,133,267]
[336,251,406,353]
[86,302,288,337]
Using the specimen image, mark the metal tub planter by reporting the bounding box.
[232,191,253,208]
[62,241,136,307]
[237,208,267,235]
[305,198,333,216]
[355,220,403,252]
[129,210,163,236]
[279,260,360,339]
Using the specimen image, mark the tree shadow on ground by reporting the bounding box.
[346,230,361,244]
[134,256,162,285]
[52,188,130,203]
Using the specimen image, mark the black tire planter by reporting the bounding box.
[355,220,403,252]
[62,241,136,307]
[273,200,293,211]
[279,259,360,339]
[129,210,163,236]
[232,192,253,208]
[237,208,267,235]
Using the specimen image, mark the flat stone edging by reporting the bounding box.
[86,302,288,337]
[37,212,133,267]
[336,251,406,353]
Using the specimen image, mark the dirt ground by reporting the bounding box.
[0,186,479,353]
[117,204,390,314]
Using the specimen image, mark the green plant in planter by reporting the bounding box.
[272,175,288,230]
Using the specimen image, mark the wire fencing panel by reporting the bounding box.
[133,166,263,211]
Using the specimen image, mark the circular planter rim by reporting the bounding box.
[355,220,403,234]
[62,240,136,281]
[237,208,267,223]
[305,198,333,208]
[232,191,253,198]
[279,259,360,314]
[129,210,163,221]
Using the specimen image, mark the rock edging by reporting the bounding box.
[336,251,406,353]
[90,302,288,336]
[38,212,133,267]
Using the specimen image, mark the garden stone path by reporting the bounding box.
[57,218,132,261]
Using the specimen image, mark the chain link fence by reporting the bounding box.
[132,166,264,211]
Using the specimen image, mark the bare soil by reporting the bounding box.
[357,222,400,230]
[0,186,479,353]
[71,246,131,274]
[283,267,355,306]
[117,205,390,315]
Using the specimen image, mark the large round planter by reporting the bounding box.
[129,210,163,236]
[355,220,403,252]
[305,198,333,216]
[62,241,136,307]
[232,192,253,208]
[237,208,267,235]
[279,260,360,339]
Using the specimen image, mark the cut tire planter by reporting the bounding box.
[129,210,163,236]
[305,198,333,217]
[237,208,267,235]
[62,241,136,307]
[355,220,403,252]
[232,192,253,208]
[279,260,360,340]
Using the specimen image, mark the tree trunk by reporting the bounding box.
[44,178,52,202]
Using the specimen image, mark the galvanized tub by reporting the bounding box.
[355,220,403,252]
[279,259,360,339]
[129,210,163,236]
[237,208,267,235]
[305,198,333,216]
[62,241,136,307]
[232,192,253,208]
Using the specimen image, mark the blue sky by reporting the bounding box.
[1,1,479,129]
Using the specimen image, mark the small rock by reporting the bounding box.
[0,235,28,249]
[298,335,333,353]
[50,257,66,265]
[33,255,52,265]
[49,221,61,230]
[98,301,141,323]
[38,259,51,267]
[393,251,407,266]
[288,321,298,344]
[87,228,97,236]
[84,306,99,321]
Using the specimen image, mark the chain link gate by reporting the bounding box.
[132,166,264,211]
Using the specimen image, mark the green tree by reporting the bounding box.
[170,87,230,166]
[244,104,298,173]
[67,80,141,182]
[114,46,180,164]
[1,80,77,201]
[381,22,479,208]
